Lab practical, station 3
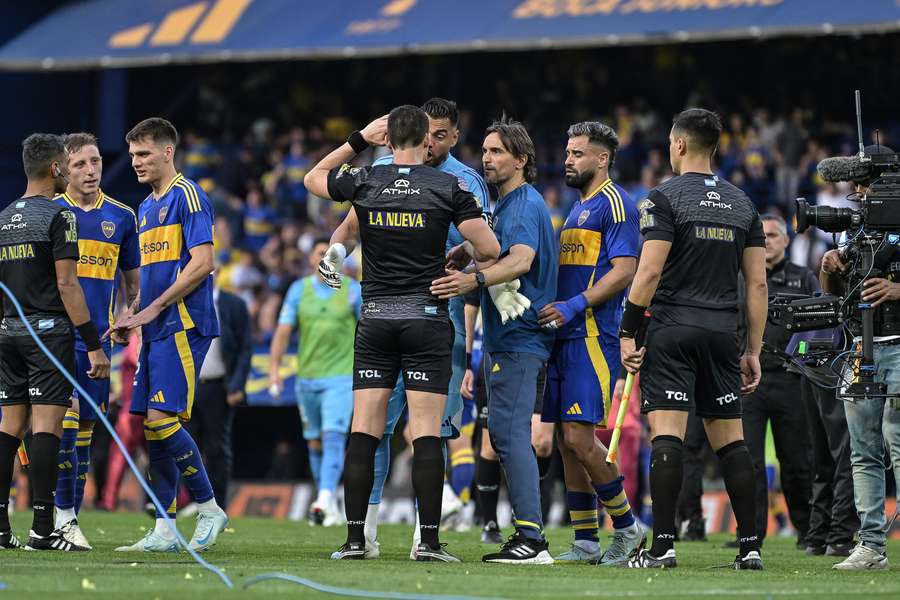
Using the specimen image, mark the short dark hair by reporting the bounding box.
[672,108,722,156]
[22,133,65,179]
[64,132,99,157]
[388,105,429,150]
[421,97,459,128]
[312,237,331,249]
[125,117,179,147]
[486,115,537,183]
[567,121,619,167]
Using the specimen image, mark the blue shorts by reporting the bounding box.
[296,375,353,440]
[541,336,616,427]
[384,329,466,438]
[131,329,213,421]
[73,347,110,421]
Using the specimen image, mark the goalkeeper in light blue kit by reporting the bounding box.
[319,98,527,558]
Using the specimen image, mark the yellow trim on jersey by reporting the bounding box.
[175,179,202,213]
[174,330,196,420]
[139,224,183,265]
[584,337,611,428]
[603,185,626,223]
[584,270,599,338]
[558,228,602,267]
[59,192,76,207]
[104,196,137,218]
[76,239,120,280]
[175,266,196,330]
[580,178,612,204]
[94,190,106,210]
[160,173,184,198]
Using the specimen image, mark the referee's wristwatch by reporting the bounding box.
[474,271,487,288]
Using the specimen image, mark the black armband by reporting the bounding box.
[347,130,369,154]
[77,321,102,352]
[618,300,648,339]
[466,352,473,369]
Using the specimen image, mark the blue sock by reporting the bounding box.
[146,427,179,519]
[449,447,475,503]
[147,417,215,505]
[369,434,392,504]
[319,431,347,494]
[74,427,93,513]
[54,410,80,511]
[594,476,635,530]
[308,445,323,488]
[567,490,599,542]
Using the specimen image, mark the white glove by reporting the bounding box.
[318,243,346,289]
[488,279,531,324]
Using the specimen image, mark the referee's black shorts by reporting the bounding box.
[639,322,742,419]
[0,333,74,407]
[353,317,453,394]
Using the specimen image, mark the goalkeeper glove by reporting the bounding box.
[318,243,347,289]
[488,279,531,324]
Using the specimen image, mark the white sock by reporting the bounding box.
[316,489,334,506]
[412,512,421,546]
[364,503,380,542]
[196,499,219,513]
[55,507,76,529]
[573,539,599,553]
[155,518,176,540]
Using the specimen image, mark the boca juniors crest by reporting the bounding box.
[101,220,116,239]
[158,205,169,224]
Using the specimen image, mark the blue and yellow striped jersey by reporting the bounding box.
[137,173,219,342]
[556,179,639,342]
[54,190,140,350]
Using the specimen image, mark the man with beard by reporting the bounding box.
[536,122,644,565]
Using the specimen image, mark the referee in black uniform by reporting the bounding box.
[304,106,499,561]
[620,109,768,570]
[0,134,109,551]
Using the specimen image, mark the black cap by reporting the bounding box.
[864,144,894,156]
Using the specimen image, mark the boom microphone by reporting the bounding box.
[816,156,872,183]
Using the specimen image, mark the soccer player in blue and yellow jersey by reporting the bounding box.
[537,122,644,565]
[52,133,140,550]
[110,118,227,553]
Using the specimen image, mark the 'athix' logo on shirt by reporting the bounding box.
[381,179,420,196]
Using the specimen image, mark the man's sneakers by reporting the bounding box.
[0,530,23,549]
[554,542,602,564]
[114,529,179,553]
[733,550,764,570]
[826,542,854,557]
[58,519,92,550]
[25,529,90,552]
[482,532,554,565]
[331,541,366,560]
[414,542,460,562]
[600,522,647,566]
[188,507,229,552]
[678,517,708,542]
[481,520,503,544]
[832,544,889,570]
[625,548,677,569]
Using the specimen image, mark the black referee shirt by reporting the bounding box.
[0,195,78,322]
[639,172,765,332]
[327,163,483,299]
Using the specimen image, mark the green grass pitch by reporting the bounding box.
[3,511,899,599]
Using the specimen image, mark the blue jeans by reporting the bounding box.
[486,351,545,540]
[842,342,900,553]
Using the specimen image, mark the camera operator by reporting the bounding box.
[742,214,816,549]
[819,145,900,570]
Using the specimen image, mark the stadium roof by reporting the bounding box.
[1,0,899,71]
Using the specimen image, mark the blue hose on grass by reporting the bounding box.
[0,282,233,589]
[242,573,509,600]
